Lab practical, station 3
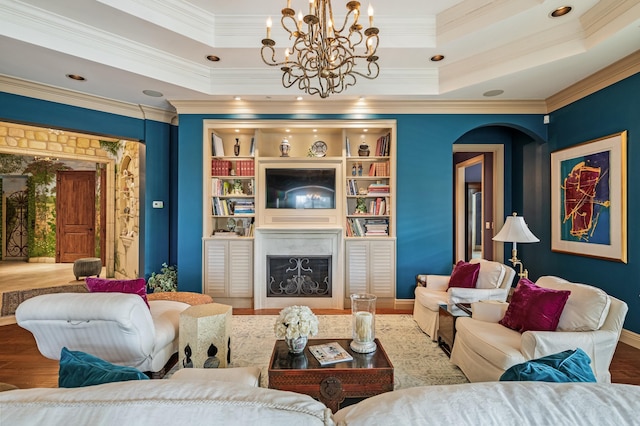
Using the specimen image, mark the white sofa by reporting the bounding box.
[15,292,190,377]
[413,259,515,340]
[1,377,639,425]
[450,276,628,383]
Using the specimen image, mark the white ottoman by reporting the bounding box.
[179,303,232,369]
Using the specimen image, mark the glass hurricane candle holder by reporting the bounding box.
[350,293,377,353]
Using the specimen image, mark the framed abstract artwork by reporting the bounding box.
[550,131,627,262]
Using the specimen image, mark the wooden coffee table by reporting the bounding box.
[268,338,393,413]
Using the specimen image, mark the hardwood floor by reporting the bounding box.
[1,310,639,389]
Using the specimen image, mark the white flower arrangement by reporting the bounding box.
[274,305,319,340]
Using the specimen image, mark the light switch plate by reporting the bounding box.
[152,201,164,208]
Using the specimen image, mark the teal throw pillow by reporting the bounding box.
[499,348,597,383]
[58,347,149,388]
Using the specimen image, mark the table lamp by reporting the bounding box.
[493,212,539,279]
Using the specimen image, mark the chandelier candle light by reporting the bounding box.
[261,0,380,98]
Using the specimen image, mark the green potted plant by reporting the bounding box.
[147,263,177,293]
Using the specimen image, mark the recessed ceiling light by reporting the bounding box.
[66,74,86,81]
[430,55,445,62]
[483,89,504,97]
[296,96,303,101]
[206,55,220,62]
[313,129,317,132]
[363,129,368,132]
[142,89,163,97]
[235,129,240,133]
[550,6,572,18]
[285,129,291,133]
[234,96,241,101]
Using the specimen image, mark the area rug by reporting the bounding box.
[171,314,468,389]
[1,283,88,316]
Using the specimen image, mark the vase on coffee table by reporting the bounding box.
[286,336,308,354]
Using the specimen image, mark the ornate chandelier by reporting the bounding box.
[261,0,380,99]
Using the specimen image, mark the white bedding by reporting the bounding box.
[333,381,640,426]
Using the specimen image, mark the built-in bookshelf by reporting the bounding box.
[345,130,392,238]
[207,129,256,238]
[201,120,396,309]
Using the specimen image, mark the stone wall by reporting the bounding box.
[0,122,112,158]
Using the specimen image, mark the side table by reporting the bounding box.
[179,303,232,369]
[437,303,471,357]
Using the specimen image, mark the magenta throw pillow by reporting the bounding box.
[499,278,571,332]
[447,261,481,289]
[86,277,150,308]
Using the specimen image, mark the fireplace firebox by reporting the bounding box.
[267,256,331,297]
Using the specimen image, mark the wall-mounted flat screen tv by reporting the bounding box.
[265,168,336,209]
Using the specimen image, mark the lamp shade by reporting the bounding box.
[493,213,539,243]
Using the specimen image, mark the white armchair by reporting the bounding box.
[450,276,628,382]
[16,292,190,378]
[413,259,515,340]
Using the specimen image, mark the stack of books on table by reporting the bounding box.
[364,219,389,236]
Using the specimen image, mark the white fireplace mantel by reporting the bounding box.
[254,228,344,310]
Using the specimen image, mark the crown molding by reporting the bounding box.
[169,99,547,115]
[96,0,216,45]
[2,0,211,93]
[545,49,640,113]
[438,0,542,45]
[0,75,176,123]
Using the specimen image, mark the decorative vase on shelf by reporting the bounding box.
[234,138,240,156]
[280,138,291,157]
[285,336,308,354]
[358,144,370,157]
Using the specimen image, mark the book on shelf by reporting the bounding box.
[374,132,391,156]
[309,342,353,365]
[347,217,366,236]
[212,133,225,157]
[367,182,390,195]
[236,159,255,176]
[211,160,231,176]
[249,137,255,157]
[367,161,389,177]
[347,179,360,196]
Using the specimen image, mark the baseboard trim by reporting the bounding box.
[395,299,415,311]
[620,329,640,350]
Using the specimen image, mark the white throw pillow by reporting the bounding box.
[470,259,506,289]
[536,276,611,331]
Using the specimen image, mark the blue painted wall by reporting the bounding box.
[5,72,638,334]
[0,92,176,279]
[176,113,546,302]
[525,72,640,333]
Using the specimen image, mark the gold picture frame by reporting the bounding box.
[550,131,627,262]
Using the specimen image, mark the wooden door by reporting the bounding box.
[56,170,96,263]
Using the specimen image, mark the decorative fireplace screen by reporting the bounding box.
[267,256,331,297]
